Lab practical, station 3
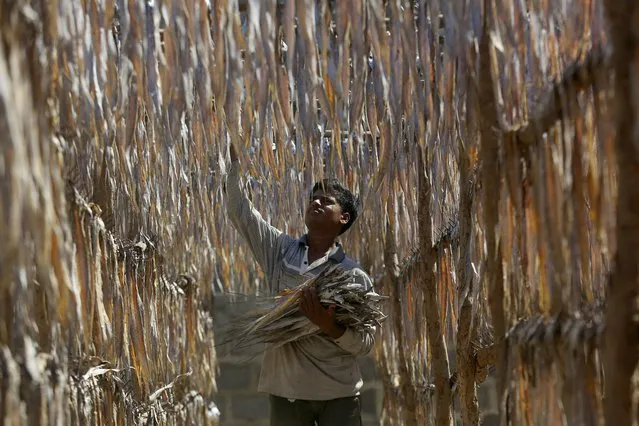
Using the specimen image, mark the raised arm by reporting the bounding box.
[225,144,293,279]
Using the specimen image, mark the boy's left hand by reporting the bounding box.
[299,287,345,339]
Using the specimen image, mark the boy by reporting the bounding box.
[225,144,376,425]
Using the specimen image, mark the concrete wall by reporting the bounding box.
[212,294,498,425]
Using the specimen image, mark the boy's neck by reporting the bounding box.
[306,231,337,258]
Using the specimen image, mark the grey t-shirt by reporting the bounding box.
[225,162,376,400]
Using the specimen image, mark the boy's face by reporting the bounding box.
[304,190,350,234]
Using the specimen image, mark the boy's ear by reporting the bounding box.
[340,212,351,225]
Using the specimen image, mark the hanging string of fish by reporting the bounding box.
[218,265,387,354]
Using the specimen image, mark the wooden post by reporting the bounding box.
[418,149,453,425]
[478,0,507,420]
[602,0,639,424]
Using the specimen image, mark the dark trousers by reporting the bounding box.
[269,394,363,426]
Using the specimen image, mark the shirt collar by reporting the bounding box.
[298,234,345,263]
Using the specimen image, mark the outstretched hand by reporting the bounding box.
[299,287,345,339]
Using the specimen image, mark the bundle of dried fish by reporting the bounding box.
[220,265,387,353]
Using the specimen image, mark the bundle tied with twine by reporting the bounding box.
[220,265,387,354]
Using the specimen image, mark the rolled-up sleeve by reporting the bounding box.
[333,270,377,356]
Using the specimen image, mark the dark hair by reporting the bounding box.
[310,178,360,235]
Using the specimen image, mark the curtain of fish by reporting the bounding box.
[0,0,629,425]
[0,1,220,424]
